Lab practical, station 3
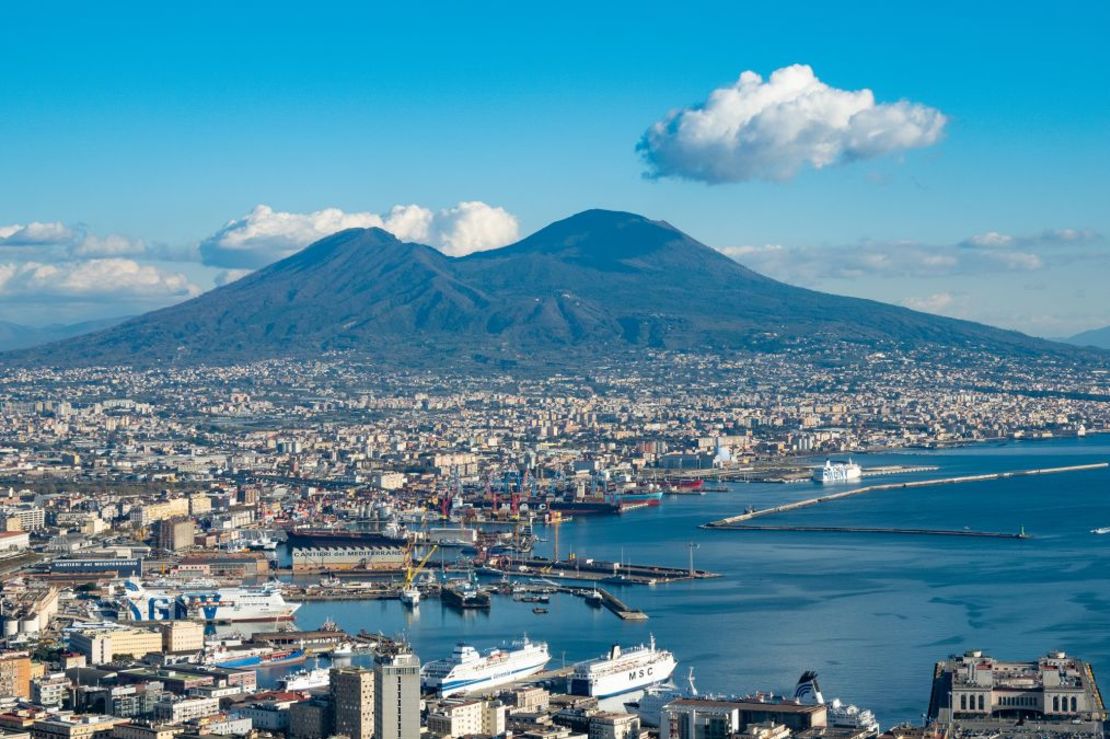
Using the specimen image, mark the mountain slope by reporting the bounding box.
[1065,325,1110,350]
[6,210,1084,367]
[0,317,129,352]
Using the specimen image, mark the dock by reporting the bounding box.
[505,557,718,584]
[710,524,1029,539]
[588,586,648,620]
[704,462,1109,528]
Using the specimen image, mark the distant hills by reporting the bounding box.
[5,209,1093,368]
[1064,325,1110,350]
[0,317,128,352]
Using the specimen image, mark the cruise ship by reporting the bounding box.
[812,458,862,484]
[569,636,676,698]
[120,580,300,622]
[421,637,550,697]
[793,671,879,737]
[625,667,697,726]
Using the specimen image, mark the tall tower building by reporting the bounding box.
[373,652,421,739]
[331,667,374,739]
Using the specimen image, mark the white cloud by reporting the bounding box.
[213,268,254,287]
[0,221,75,246]
[639,64,947,183]
[963,231,1014,249]
[902,292,957,313]
[720,226,1098,284]
[0,259,199,300]
[198,201,520,268]
[70,233,147,258]
[428,201,520,257]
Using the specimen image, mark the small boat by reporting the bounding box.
[518,594,549,604]
[584,589,603,606]
[331,642,355,657]
[532,607,549,614]
[400,587,420,607]
[1092,527,1110,535]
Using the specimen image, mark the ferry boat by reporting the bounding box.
[279,664,330,691]
[569,636,676,698]
[625,667,697,726]
[120,579,300,622]
[421,637,550,697]
[793,671,879,737]
[812,458,862,484]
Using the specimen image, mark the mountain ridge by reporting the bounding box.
[4,209,1092,368]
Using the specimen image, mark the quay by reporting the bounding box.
[704,462,1109,527]
[579,585,648,620]
[506,557,719,583]
[710,524,1029,539]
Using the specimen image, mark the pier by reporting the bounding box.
[503,557,718,584]
[703,462,1109,528]
[710,524,1029,539]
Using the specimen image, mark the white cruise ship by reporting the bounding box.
[121,580,300,622]
[569,636,676,698]
[812,458,862,484]
[422,637,549,697]
[625,667,697,726]
[794,671,879,737]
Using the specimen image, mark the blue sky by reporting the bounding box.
[1,1,1108,335]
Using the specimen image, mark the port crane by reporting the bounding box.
[403,544,438,588]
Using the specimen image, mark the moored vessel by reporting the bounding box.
[421,637,550,697]
[569,635,676,698]
[812,458,862,484]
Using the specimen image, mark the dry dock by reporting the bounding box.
[703,462,1109,528]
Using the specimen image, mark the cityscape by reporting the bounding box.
[1,4,1108,739]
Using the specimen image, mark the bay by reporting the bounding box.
[285,436,1110,727]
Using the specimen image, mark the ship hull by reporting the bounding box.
[571,652,676,697]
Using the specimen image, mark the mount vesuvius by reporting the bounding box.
[9,210,1079,367]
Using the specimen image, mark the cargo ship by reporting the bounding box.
[120,580,299,622]
[550,490,662,516]
[422,637,549,697]
[569,636,676,698]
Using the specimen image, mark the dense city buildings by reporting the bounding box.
[0,349,1106,739]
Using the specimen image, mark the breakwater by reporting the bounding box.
[709,524,1028,539]
[703,462,1109,528]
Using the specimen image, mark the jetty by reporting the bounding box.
[703,462,1109,528]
